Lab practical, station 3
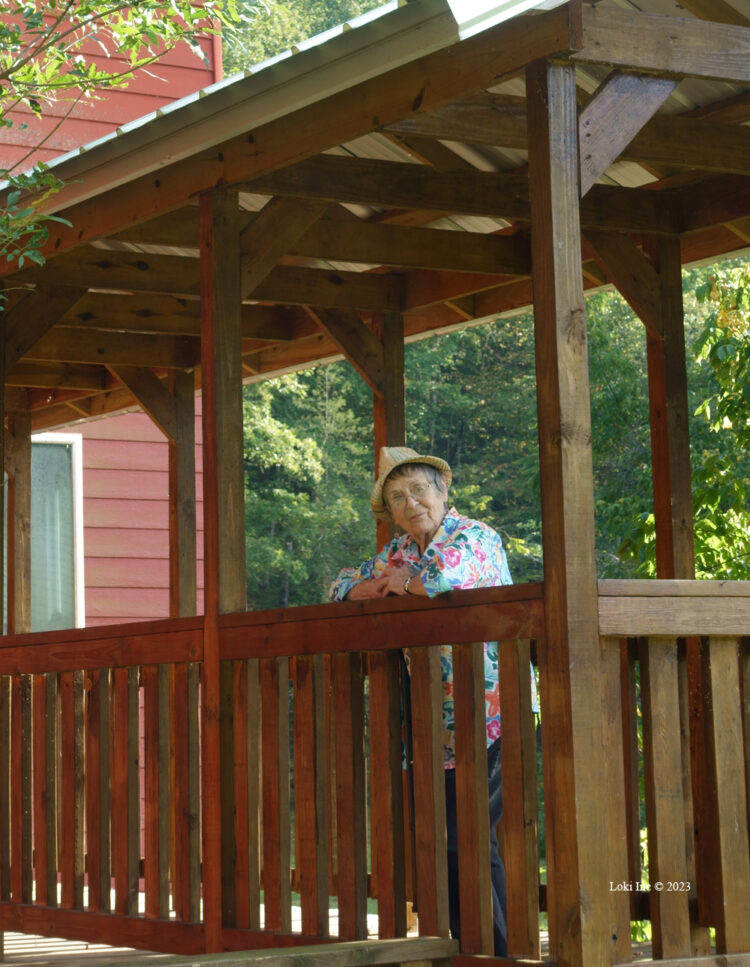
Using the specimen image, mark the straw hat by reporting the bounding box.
[369,446,452,520]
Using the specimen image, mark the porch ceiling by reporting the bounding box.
[3,0,750,431]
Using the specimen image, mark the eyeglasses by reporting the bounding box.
[384,482,430,509]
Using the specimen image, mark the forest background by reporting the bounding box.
[226,0,750,609]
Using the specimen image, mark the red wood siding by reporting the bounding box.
[52,409,205,626]
[0,31,221,172]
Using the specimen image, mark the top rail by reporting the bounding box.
[598,578,750,636]
[0,583,545,675]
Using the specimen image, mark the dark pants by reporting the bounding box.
[444,737,507,957]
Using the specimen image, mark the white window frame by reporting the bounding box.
[32,432,86,629]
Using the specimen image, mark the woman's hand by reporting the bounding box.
[345,576,390,600]
[378,566,426,596]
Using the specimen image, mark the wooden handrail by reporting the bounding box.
[598,579,750,636]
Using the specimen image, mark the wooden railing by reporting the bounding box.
[0,584,544,959]
[598,580,750,963]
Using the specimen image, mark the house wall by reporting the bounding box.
[1,32,222,171]
[3,25,221,625]
[72,409,206,626]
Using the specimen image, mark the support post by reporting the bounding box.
[526,59,609,967]
[372,311,405,550]
[200,189,246,948]
[168,370,197,620]
[8,412,31,636]
[644,236,711,953]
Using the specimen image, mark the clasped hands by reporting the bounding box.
[346,565,416,599]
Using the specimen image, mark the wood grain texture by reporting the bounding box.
[260,656,292,934]
[599,639,633,963]
[407,647,449,939]
[498,641,540,960]
[702,637,750,952]
[527,58,607,967]
[332,652,368,941]
[367,650,406,939]
[639,637,691,958]
[576,5,750,82]
[579,74,675,195]
[453,643,493,955]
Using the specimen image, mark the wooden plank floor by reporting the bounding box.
[0,932,165,967]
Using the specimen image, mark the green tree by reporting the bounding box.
[0,0,255,270]
[223,0,391,72]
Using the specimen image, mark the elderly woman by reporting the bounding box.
[329,446,511,957]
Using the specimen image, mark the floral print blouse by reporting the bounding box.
[329,507,514,769]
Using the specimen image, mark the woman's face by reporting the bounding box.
[382,467,447,551]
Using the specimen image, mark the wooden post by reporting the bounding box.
[644,236,711,952]
[373,310,405,549]
[8,411,31,636]
[169,370,197,620]
[526,59,609,967]
[200,188,246,947]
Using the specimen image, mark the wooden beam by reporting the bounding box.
[3,286,87,370]
[527,59,608,967]
[246,154,682,234]
[25,328,199,369]
[4,362,107,391]
[671,0,750,27]
[307,308,384,394]
[575,6,750,83]
[108,366,179,442]
[385,93,527,148]
[240,197,326,298]
[583,231,662,335]
[58,291,305,341]
[625,114,750,177]
[579,74,676,196]
[22,249,402,313]
[11,2,582,269]
[676,174,750,234]
[389,90,750,178]
[292,220,532,275]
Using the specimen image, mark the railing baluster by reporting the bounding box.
[294,653,328,936]
[407,646,449,940]
[233,658,250,928]
[0,676,10,903]
[453,642,493,955]
[499,638,540,960]
[640,636,690,958]
[622,638,641,911]
[59,671,75,908]
[368,649,406,939]
[84,670,101,911]
[157,664,170,919]
[703,635,750,952]
[144,664,160,918]
[599,637,631,963]
[10,675,21,902]
[247,657,262,930]
[331,651,367,941]
[112,667,128,914]
[45,673,58,907]
[261,656,291,933]
[32,673,48,905]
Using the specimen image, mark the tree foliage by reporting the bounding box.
[223,0,390,72]
[0,0,256,269]
[242,258,750,607]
